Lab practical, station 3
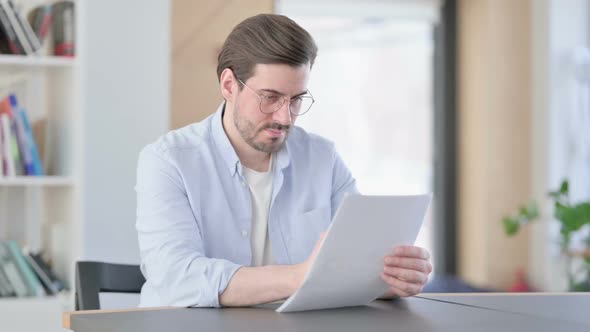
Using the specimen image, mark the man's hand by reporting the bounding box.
[380,245,432,298]
[297,231,328,282]
[220,232,328,307]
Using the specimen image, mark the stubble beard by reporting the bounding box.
[233,103,290,153]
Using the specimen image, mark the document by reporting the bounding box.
[276,194,431,313]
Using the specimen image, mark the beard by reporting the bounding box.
[233,103,291,153]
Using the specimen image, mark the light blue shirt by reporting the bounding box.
[136,103,358,307]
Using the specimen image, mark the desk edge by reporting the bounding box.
[62,306,177,329]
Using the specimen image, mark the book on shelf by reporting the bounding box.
[5,240,46,297]
[0,93,44,177]
[6,0,41,52]
[0,0,36,55]
[0,240,65,298]
[0,0,22,54]
[0,112,15,176]
[52,1,74,57]
[0,240,28,297]
[0,254,16,296]
[0,0,74,56]
[25,250,65,294]
[27,4,51,44]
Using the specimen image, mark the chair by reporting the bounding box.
[75,261,146,310]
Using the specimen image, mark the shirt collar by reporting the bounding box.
[211,102,291,176]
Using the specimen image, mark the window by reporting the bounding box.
[279,1,440,267]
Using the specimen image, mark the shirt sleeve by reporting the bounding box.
[330,146,360,218]
[135,145,242,307]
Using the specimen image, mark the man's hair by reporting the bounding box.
[217,14,318,86]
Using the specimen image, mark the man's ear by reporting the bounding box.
[220,68,237,101]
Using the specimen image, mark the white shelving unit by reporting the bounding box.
[1,0,170,329]
[0,1,82,331]
[0,54,76,67]
[0,175,74,186]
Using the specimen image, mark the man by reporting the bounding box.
[136,14,432,308]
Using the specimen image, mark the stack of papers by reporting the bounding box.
[277,194,431,313]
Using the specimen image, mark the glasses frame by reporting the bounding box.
[237,78,315,116]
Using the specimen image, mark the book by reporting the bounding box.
[6,240,46,297]
[28,252,65,292]
[0,0,32,55]
[0,1,22,54]
[10,115,22,175]
[0,263,16,296]
[0,96,22,175]
[0,114,4,176]
[7,0,41,53]
[0,113,14,176]
[52,1,74,57]
[10,95,34,175]
[23,250,56,295]
[0,241,28,297]
[19,106,44,175]
[27,5,52,43]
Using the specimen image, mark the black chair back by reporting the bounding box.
[75,261,145,310]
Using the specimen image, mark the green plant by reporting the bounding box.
[503,180,590,291]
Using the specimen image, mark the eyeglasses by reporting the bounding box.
[237,78,315,116]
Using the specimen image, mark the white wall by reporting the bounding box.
[530,0,590,291]
[81,0,170,263]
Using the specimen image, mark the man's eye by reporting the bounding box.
[263,95,280,103]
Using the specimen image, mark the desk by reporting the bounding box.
[63,293,590,332]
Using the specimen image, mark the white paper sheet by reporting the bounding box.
[276,194,431,313]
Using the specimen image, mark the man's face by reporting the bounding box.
[233,63,310,153]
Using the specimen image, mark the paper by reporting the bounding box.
[276,194,431,313]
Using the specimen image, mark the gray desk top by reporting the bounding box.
[70,295,590,332]
[419,293,590,326]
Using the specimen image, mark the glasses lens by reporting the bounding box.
[290,96,314,116]
[260,95,284,114]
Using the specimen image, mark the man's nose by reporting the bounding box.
[272,99,292,125]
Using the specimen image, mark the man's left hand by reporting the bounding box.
[380,245,432,297]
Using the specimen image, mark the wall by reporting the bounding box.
[82,0,170,263]
[171,0,274,129]
[530,0,590,291]
[457,0,532,290]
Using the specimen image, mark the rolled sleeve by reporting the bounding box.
[136,145,242,307]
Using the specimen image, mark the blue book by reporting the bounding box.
[6,240,46,297]
[9,95,34,175]
[0,241,27,297]
[17,102,44,175]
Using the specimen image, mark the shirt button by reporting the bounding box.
[241,230,248,238]
[241,181,247,187]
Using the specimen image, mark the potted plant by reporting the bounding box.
[502,180,590,291]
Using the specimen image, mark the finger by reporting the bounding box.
[381,274,412,297]
[380,273,423,297]
[388,286,411,298]
[391,246,430,260]
[384,256,432,274]
[383,266,428,285]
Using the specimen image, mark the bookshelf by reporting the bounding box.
[0,175,74,186]
[0,0,81,331]
[0,54,75,67]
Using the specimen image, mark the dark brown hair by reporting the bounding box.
[217,14,318,86]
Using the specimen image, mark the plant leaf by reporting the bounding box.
[555,202,590,233]
[526,200,539,219]
[560,179,569,195]
[503,216,520,236]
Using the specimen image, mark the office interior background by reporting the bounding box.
[0,0,589,330]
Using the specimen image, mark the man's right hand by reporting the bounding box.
[220,231,328,307]
[295,231,328,287]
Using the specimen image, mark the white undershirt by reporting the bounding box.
[242,154,274,266]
